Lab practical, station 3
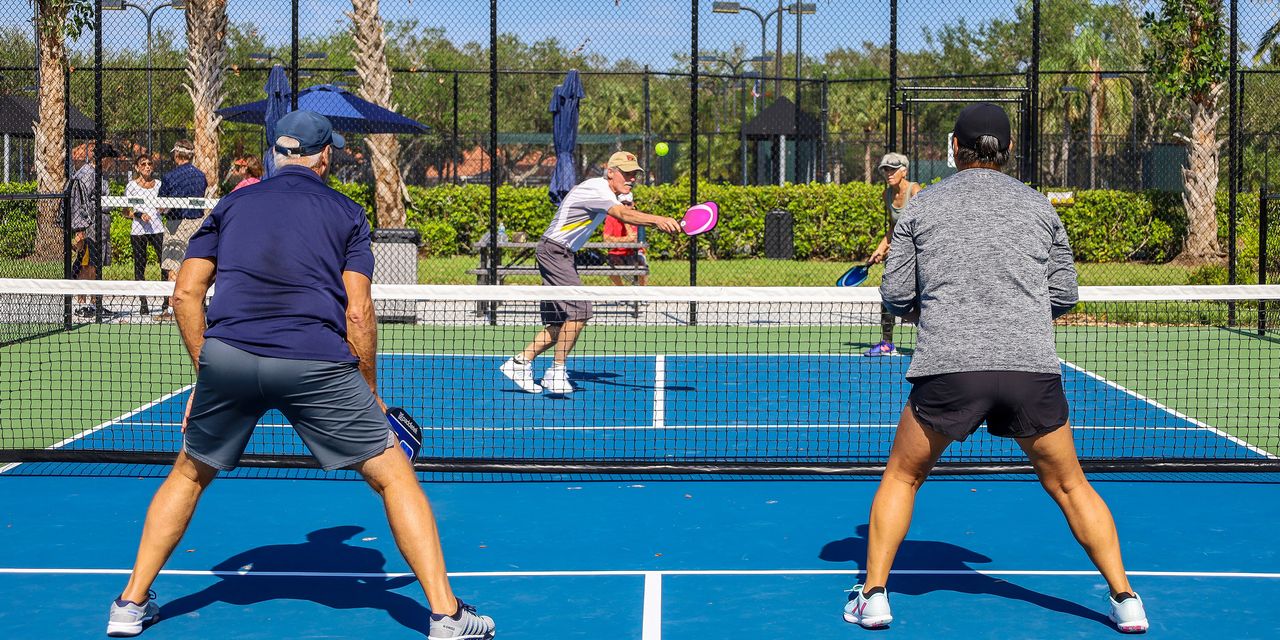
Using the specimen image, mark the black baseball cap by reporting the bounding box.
[274,110,345,156]
[952,102,1011,151]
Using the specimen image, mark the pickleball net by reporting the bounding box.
[2,279,1278,474]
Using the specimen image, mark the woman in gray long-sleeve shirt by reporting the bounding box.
[843,104,1149,634]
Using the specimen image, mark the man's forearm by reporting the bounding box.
[346,312,378,392]
[173,296,206,370]
[611,207,665,227]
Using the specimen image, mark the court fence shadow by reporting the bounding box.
[820,524,1112,629]
[160,525,429,634]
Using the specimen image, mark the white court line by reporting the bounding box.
[1060,360,1277,459]
[2,567,1279,579]
[642,572,662,640]
[76,421,1229,433]
[652,355,666,430]
[0,384,193,475]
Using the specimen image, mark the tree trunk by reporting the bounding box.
[349,0,407,228]
[1176,84,1225,264]
[184,0,228,198]
[31,1,69,261]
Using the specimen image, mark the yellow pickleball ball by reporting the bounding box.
[655,142,669,157]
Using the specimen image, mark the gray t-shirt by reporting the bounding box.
[879,168,1078,378]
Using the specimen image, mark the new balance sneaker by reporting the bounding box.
[1108,592,1148,634]
[541,363,574,394]
[843,584,893,629]
[428,600,496,640]
[864,341,898,357]
[499,357,542,393]
[106,590,160,637]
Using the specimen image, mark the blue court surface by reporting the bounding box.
[2,353,1279,638]
[39,354,1276,463]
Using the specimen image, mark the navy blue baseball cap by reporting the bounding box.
[274,110,345,156]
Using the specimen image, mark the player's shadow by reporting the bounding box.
[820,524,1111,628]
[160,525,429,634]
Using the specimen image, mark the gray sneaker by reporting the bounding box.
[428,600,495,639]
[106,590,160,637]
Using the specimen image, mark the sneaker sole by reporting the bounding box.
[843,612,892,628]
[427,633,494,640]
[106,615,159,637]
[1112,618,1148,634]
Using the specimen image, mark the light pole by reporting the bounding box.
[789,3,815,104]
[699,54,771,185]
[102,0,187,156]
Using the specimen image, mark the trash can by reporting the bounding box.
[371,228,420,284]
[764,209,794,260]
[370,228,420,323]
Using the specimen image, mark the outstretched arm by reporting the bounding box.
[607,204,681,234]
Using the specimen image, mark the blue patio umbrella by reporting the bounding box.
[262,65,292,178]
[547,70,583,207]
[218,84,430,135]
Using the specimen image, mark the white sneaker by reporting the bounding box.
[542,364,574,394]
[499,357,542,393]
[843,584,893,628]
[1108,592,1149,634]
[107,591,160,637]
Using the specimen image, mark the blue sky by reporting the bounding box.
[2,0,1278,71]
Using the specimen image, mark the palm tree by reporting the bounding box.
[184,0,228,197]
[31,0,92,260]
[348,0,408,228]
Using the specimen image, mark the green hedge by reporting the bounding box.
[396,183,1256,264]
[0,180,1269,266]
[0,182,39,260]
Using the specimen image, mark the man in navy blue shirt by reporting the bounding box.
[156,140,207,317]
[107,111,495,640]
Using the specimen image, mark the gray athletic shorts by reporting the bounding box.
[536,238,593,325]
[183,338,395,471]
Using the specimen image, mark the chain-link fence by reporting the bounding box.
[0,0,1275,287]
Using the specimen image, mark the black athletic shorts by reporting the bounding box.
[907,370,1070,441]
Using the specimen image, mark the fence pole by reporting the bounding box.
[820,74,829,182]
[1029,0,1041,187]
[1261,187,1269,336]
[887,0,898,153]
[487,0,498,293]
[1228,0,1239,327]
[644,65,652,186]
[291,0,299,110]
[690,0,700,325]
[93,0,104,322]
[458,73,463,186]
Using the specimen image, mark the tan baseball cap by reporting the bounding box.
[607,151,645,173]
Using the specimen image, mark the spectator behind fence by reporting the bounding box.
[125,155,166,314]
[69,145,117,318]
[229,155,264,192]
[602,193,648,286]
[157,139,208,318]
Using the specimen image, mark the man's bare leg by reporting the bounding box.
[120,451,219,602]
[355,446,459,614]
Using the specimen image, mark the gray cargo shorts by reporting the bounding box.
[536,238,593,325]
[183,338,395,471]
